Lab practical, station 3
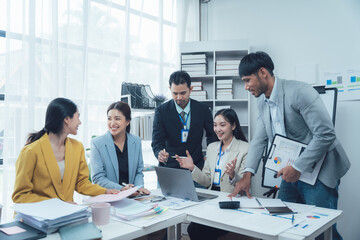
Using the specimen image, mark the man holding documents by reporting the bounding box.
[229,52,350,240]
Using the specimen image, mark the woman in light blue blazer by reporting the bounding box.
[90,101,150,195]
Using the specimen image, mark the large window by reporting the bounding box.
[0,0,178,221]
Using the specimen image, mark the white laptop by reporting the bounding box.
[155,166,218,202]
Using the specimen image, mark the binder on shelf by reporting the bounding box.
[191,81,203,87]
[182,58,207,64]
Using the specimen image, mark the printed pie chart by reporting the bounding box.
[274,157,282,164]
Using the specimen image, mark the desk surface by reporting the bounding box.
[45,188,342,240]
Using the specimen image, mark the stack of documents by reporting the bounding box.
[111,198,164,221]
[14,198,90,234]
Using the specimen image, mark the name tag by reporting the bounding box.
[181,129,189,143]
[213,168,221,185]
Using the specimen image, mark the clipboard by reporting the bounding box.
[264,134,324,186]
[261,86,337,189]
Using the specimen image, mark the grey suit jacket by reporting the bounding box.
[192,138,249,193]
[90,131,144,190]
[246,78,350,188]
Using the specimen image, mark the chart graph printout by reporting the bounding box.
[265,134,324,185]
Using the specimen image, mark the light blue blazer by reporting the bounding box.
[90,131,144,190]
[246,78,350,188]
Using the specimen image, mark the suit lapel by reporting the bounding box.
[127,133,136,183]
[105,131,119,182]
[39,134,64,199]
[62,138,76,197]
[262,100,273,142]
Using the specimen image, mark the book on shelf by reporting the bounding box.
[216,60,241,65]
[181,54,206,60]
[182,64,207,72]
[217,84,233,89]
[182,58,207,64]
[216,69,239,76]
[191,90,207,101]
[191,81,203,87]
[188,71,207,77]
[216,79,233,84]
[192,86,202,91]
[216,64,239,71]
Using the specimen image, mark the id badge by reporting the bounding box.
[213,168,221,185]
[181,129,189,143]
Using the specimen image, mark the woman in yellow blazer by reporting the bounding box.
[175,108,249,240]
[12,98,119,204]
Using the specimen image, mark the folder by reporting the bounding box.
[59,222,102,240]
[0,221,46,240]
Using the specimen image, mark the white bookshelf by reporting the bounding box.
[180,40,251,140]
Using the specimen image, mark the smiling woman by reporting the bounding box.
[90,101,150,197]
[12,98,119,204]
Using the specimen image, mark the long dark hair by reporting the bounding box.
[26,98,78,145]
[214,108,247,142]
[107,101,131,133]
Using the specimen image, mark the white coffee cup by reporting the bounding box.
[91,202,111,225]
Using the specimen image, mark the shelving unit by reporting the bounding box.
[180,40,251,140]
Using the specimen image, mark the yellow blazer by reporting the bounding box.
[12,134,106,203]
[192,138,249,193]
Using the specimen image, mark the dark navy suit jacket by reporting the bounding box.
[152,99,217,169]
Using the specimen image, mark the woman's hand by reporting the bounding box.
[175,150,195,171]
[120,183,134,191]
[106,189,120,194]
[225,157,237,180]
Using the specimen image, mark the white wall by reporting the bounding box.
[201,0,360,239]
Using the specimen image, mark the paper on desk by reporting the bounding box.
[112,198,154,216]
[184,202,297,236]
[85,187,138,203]
[236,197,263,208]
[14,198,88,220]
[283,208,342,237]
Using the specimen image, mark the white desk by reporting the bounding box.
[44,188,342,240]
[184,189,342,240]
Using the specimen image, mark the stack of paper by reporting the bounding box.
[111,198,164,221]
[14,198,90,234]
[216,60,241,76]
[181,54,207,76]
[216,79,233,100]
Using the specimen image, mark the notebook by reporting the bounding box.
[0,221,46,240]
[155,166,218,202]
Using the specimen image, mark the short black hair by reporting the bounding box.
[239,51,274,78]
[169,71,191,88]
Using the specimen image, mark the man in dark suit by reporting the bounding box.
[152,71,217,170]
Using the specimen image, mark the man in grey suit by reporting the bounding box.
[229,52,350,240]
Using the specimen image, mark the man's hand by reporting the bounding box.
[158,149,169,163]
[278,166,300,182]
[228,171,252,198]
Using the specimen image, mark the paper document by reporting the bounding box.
[85,187,138,203]
[265,134,324,185]
[14,198,88,220]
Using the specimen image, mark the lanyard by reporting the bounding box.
[178,112,189,129]
[216,143,226,169]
